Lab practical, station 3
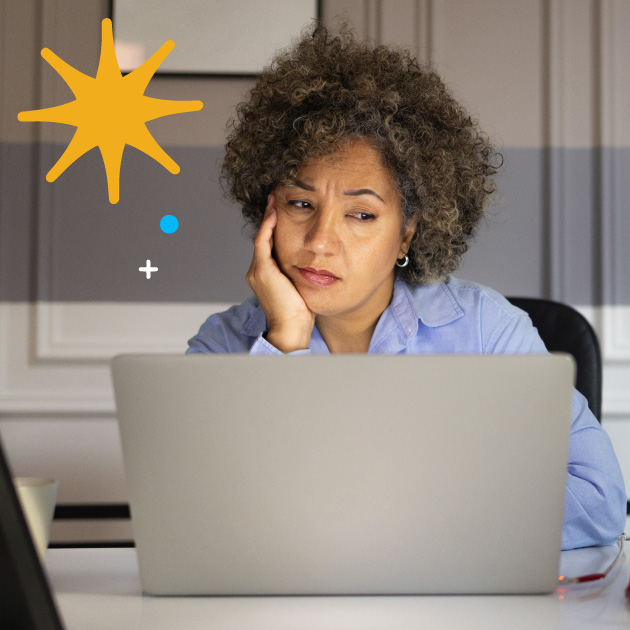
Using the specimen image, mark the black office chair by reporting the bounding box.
[506,297,602,423]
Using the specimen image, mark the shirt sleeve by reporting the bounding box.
[487,306,627,549]
[185,298,315,355]
[249,333,312,356]
[186,313,235,354]
[561,390,627,549]
[186,334,227,354]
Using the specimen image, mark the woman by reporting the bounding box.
[187,25,626,549]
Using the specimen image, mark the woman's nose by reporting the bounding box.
[304,210,341,255]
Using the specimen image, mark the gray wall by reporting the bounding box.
[2,0,629,306]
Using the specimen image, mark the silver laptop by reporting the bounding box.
[112,354,574,596]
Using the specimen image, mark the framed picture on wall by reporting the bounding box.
[111,0,320,76]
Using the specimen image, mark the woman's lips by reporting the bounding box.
[297,267,340,286]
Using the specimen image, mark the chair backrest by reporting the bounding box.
[506,297,602,422]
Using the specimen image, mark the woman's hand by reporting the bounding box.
[246,193,315,352]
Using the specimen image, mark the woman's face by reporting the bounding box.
[272,138,416,322]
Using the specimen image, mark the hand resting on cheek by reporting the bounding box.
[245,192,316,353]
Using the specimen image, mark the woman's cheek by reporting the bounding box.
[271,221,292,268]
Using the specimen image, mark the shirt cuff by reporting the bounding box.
[249,333,312,356]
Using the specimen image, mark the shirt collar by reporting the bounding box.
[369,278,420,350]
[408,278,465,327]
[368,278,462,352]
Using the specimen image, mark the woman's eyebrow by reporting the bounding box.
[294,180,316,191]
[343,188,385,203]
[294,180,384,203]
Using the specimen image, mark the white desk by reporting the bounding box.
[46,546,630,630]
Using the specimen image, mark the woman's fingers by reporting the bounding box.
[249,194,278,280]
[252,194,276,256]
[246,192,315,352]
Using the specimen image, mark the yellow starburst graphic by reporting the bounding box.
[18,18,203,204]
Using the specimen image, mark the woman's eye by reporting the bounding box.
[287,200,312,210]
[350,212,376,221]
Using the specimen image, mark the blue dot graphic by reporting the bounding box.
[160,214,179,233]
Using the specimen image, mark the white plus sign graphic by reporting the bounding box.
[139,259,158,279]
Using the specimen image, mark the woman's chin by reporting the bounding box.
[296,288,340,319]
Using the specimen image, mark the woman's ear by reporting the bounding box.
[401,217,417,253]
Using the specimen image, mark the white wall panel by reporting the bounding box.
[600,0,630,148]
[548,0,597,150]
[323,0,373,38]
[34,302,233,361]
[431,0,544,148]
[380,0,419,54]
[0,304,112,414]
[602,418,630,502]
[0,303,231,413]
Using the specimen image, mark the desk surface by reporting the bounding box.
[46,546,630,630]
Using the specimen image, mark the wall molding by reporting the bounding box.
[33,302,233,361]
[599,0,630,361]
[546,0,568,302]
[545,0,600,306]
[603,357,630,418]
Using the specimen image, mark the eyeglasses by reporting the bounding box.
[557,534,625,585]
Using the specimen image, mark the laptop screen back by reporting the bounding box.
[113,354,574,596]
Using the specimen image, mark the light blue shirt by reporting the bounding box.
[187,276,627,549]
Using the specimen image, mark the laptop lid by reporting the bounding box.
[0,438,64,629]
[112,354,574,596]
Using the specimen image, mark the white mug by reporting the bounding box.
[13,477,59,560]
